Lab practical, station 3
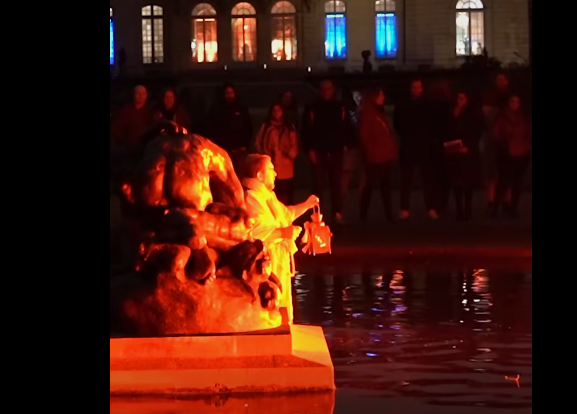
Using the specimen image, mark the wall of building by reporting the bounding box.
[110,0,530,76]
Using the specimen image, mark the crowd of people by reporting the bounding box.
[110,73,532,223]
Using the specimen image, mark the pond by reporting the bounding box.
[110,265,532,414]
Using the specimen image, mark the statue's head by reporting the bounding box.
[244,154,276,191]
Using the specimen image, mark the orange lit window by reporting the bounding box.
[231,2,257,62]
[271,1,297,61]
[192,3,218,63]
[141,5,164,64]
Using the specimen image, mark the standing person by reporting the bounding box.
[279,90,299,130]
[110,85,154,150]
[255,103,299,205]
[443,91,485,221]
[393,79,439,219]
[301,79,355,223]
[242,154,319,324]
[340,86,362,219]
[482,73,512,211]
[153,88,191,131]
[428,80,452,216]
[489,94,532,218]
[206,83,253,174]
[358,87,398,223]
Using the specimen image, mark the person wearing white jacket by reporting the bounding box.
[255,103,299,205]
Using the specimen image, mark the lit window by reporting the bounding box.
[271,1,297,61]
[375,1,397,59]
[455,0,485,56]
[231,2,257,61]
[110,8,114,65]
[192,3,218,63]
[141,5,164,64]
[324,1,347,59]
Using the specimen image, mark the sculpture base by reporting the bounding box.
[110,391,335,414]
[110,324,335,395]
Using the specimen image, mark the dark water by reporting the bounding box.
[111,266,532,414]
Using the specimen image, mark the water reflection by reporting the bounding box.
[296,267,532,412]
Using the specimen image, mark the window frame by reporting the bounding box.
[141,5,165,65]
[455,0,485,57]
[110,7,115,66]
[374,0,398,60]
[191,3,218,63]
[270,1,298,62]
[231,2,258,62]
[324,0,348,61]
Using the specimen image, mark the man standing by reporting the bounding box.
[110,85,154,150]
[242,154,319,323]
[393,79,439,220]
[207,83,253,174]
[301,79,355,223]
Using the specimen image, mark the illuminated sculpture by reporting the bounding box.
[110,133,283,336]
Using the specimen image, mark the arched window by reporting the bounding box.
[110,8,114,65]
[141,5,164,64]
[231,3,257,61]
[192,3,218,63]
[455,0,484,56]
[375,1,397,59]
[271,1,297,61]
[324,1,346,59]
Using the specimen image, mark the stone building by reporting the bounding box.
[109,0,530,76]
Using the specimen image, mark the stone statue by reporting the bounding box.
[110,132,283,336]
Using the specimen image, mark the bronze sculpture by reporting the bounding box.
[110,132,283,336]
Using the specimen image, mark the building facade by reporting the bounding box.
[109,0,530,76]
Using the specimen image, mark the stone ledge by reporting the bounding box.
[110,391,335,414]
[110,325,335,395]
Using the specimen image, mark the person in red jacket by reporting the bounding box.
[489,94,532,218]
[358,87,398,222]
[110,85,154,149]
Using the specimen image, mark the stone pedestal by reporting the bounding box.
[110,323,335,395]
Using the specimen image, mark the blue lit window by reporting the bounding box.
[324,1,347,59]
[375,1,397,59]
[110,8,114,65]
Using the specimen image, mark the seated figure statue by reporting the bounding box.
[242,154,319,324]
[110,132,283,336]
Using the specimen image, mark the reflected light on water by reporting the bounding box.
[295,266,532,412]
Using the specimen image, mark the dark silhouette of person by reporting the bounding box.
[206,83,253,174]
[301,79,356,223]
[153,88,192,131]
[442,91,485,220]
[489,94,532,218]
[393,79,439,219]
[358,87,398,222]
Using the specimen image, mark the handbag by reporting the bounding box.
[301,205,332,255]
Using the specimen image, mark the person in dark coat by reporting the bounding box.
[428,80,452,215]
[206,83,253,174]
[279,90,299,130]
[442,91,485,220]
[489,94,532,218]
[110,85,154,150]
[358,87,398,222]
[153,88,191,131]
[393,79,439,219]
[301,79,356,222]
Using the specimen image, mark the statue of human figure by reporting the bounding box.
[242,154,319,323]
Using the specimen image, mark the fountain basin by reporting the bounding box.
[110,322,335,395]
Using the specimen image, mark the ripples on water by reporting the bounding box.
[110,266,532,414]
[294,267,532,413]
